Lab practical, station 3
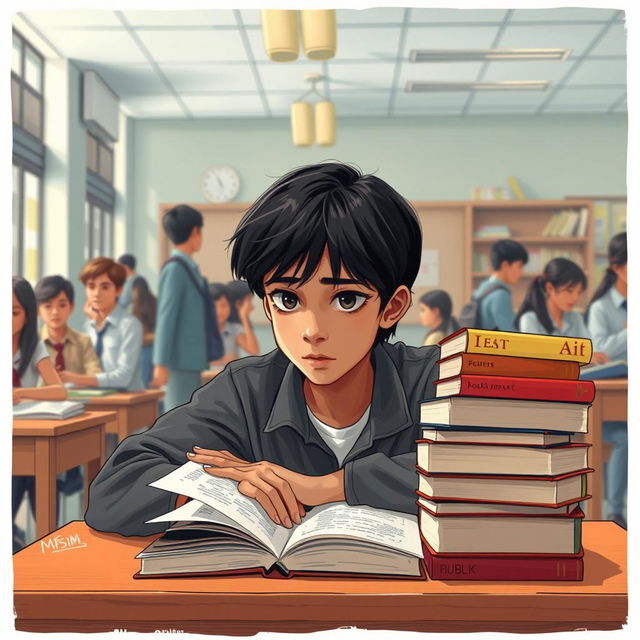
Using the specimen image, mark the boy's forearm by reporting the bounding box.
[17,385,67,402]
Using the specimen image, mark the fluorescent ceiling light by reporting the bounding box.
[406,81,550,92]
[410,48,571,62]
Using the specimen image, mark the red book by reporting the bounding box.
[435,374,595,403]
[421,537,584,581]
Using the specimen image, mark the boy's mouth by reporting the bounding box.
[303,354,335,361]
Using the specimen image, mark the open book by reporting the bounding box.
[137,462,424,579]
[13,400,85,420]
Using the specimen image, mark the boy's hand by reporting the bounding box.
[13,389,23,404]
[186,448,344,527]
[150,365,169,387]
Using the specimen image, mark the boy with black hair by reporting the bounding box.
[473,238,529,331]
[36,275,102,376]
[117,253,142,310]
[150,204,217,410]
[86,162,439,537]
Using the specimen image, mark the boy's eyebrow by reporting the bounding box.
[319,277,369,287]
[265,276,301,286]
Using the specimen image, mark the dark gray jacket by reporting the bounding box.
[85,341,440,536]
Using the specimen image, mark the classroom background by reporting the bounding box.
[11,7,627,544]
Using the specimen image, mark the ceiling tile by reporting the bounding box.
[567,59,627,85]
[257,62,326,92]
[337,8,405,24]
[393,107,464,116]
[331,91,391,116]
[589,23,627,56]
[43,29,147,64]
[328,63,395,89]
[238,10,261,26]
[482,60,571,84]
[471,89,548,107]
[161,63,257,92]
[122,10,225,27]
[394,91,469,109]
[547,86,626,106]
[543,104,609,114]
[135,29,246,63]
[409,9,507,23]
[22,10,122,29]
[121,94,186,117]
[399,61,484,85]
[75,62,166,96]
[404,25,501,56]
[333,27,402,60]
[497,24,605,57]
[510,8,619,23]
[266,92,304,118]
[181,94,266,117]
[467,105,539,115]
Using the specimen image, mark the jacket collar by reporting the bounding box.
[264,344,413,453]
[41,325,79,345]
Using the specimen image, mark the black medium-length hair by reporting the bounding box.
[229,162,422,344]
[118,253,137,270]
[419,289,459,335]
[13,276,39,378]
[226,280,253,324]
[515,258,587,334]
[162,205,204,245]
[35,275,75,305]
[585,231,627,322]
[490,239,529,271]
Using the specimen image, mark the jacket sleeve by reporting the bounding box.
[152,265,185,368]
[484,288,516,331]
[85,368,254,536]
[81,334,103,375]
[587,302,628,360]
[343,345,440,514]
[95,317,142,389]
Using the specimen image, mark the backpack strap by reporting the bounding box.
[163,256,207,301]
[473,282,510,302]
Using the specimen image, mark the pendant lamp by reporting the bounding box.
[315,101,336,146]
[291,101,314,147]
[300,10,337,60]
[261,10,299,62]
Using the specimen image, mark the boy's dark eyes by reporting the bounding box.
[270,290,300,312]
[269,289,370,313]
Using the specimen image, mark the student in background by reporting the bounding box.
[60,258,144,391]
[12,276,66,552]
[226,280,260,356]
[473,239,528,331]
[418,290,459,346]
[208,283,236,366]
[36,275,102,377]
[515,257,608,363]
[131,277,157,388]
[117,254,142,311]
[586,232,627,529]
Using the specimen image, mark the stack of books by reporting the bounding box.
[418,328,594,581]
[13,400,86,420]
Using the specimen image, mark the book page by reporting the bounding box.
[282,502,422,558]
[149,462,290,556]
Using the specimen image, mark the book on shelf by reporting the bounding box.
[593,203,610,252]
[420,428,571,447]
[416,440,589,476]
[416,466,591,507]
[136,462,424,579]
[576,207,589,237]
[13,400,85,420]
[418,502,584,554]
[507,176,526,201]
[438,353,580,380]
[67,388,119,398]
[420,396,589,433]
[420,538,584,581]
[474,225,510,238]
[416,492,582,516]
[439,328,593,364]
[579,360,627,380]
[435,374,595,403]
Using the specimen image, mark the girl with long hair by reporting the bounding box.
[131,277,157,388]
[226,280,260,356]
[515,258,607,364]
[586,231,628,528]
[418,290,459,346]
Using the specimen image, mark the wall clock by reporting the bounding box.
[201,165,240,203]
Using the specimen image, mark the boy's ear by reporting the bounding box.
[379,285,411,330]
[262,295,272,323]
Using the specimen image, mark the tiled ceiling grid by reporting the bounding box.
[20,7,627,118]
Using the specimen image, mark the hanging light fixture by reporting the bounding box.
[260,10,299,62]
[290,74,336,147]
[300,10,337,60]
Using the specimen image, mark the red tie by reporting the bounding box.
[13,368,21,388]
[52,343,65,372]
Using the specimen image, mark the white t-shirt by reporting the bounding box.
[13,341,50,387]
[221,321,243,358]
[306,405,371,467]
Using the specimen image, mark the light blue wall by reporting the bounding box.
[131,113,627,289]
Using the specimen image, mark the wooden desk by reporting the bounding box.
[12,411,115,539]
[14,521,626,634]
[82,390,164,442]
[581,379,628,520]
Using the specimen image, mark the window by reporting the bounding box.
[12,30,44,140]
[84,201,114,260]
[86,132,113,182]
[13,162,42,281]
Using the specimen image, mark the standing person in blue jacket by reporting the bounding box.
[473,239,528,331]
[151,205,217,411]
[586,232,627,528]
[117,254,142,311]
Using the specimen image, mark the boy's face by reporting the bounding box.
[263,249,409,386]
[501,260,524,285]
[38,292,73,331]
[85,273,122,313]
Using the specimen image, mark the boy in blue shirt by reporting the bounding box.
[473,239,529,331]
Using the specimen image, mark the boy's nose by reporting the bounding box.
[302,314,327,344]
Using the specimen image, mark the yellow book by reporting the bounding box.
[507,176,526,201]
[440,328,592,364]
